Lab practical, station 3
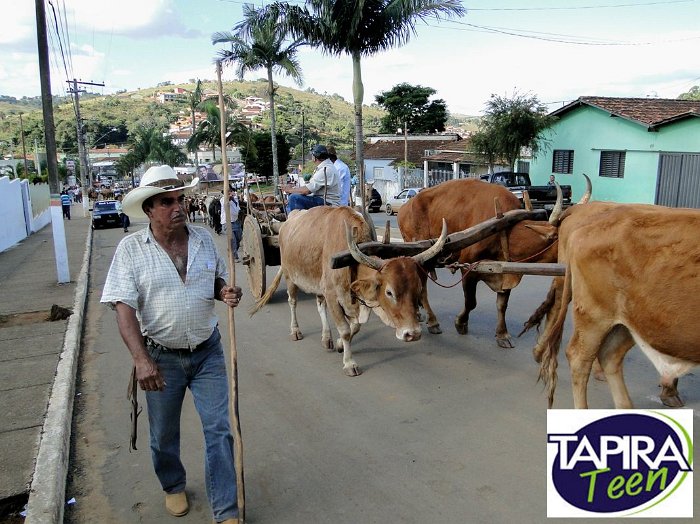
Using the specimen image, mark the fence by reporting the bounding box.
[0,177,51,253]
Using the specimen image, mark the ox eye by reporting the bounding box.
[385,288,394,299]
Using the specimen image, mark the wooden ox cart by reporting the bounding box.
[241,198,382,299]
[242,202,566,301]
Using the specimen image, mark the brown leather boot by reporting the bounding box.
[165,491,189,517]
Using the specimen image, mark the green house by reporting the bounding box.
[529,97,700,208]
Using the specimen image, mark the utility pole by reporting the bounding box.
[34,138,42,179]
[300,108,305,171]
[34,0,69,286]
[19,113,29,177]
[67,78,104,216]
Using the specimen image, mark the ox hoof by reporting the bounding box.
[428,324,442,335]
[496,337,514,349]
[322,338,334,351]
[660,394,684,408]
[593,370,607,382]
[344,364,362,377]
[290,331,304,341]
[454,323,468,335]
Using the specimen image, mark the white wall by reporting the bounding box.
[0,177,50,252]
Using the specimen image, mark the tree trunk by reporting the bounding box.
[192,108,199,168]
[267,66,280,198]
[352,51,365,209]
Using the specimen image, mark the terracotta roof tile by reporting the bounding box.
[553,96,700,127]
[363,139,458,165]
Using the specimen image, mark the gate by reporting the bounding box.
[656,153,700,208]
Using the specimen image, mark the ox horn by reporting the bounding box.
[413,218,449,265]
[345,221,384,271]
[578,173,592,204]
[548,183,563,225]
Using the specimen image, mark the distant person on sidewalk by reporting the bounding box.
[281,144,340,212]
[228,192,243,262]
[115,194,130,232]
[60,190,72,219]
[327,145,351,206]
[101,165,242,524]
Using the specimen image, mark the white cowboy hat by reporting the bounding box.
[122,165,199,218]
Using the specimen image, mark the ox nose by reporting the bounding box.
[399,329,422,342]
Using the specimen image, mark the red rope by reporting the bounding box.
[418,261,482,288]
[419,239,558,288]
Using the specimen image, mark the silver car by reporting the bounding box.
[385,187,423,215]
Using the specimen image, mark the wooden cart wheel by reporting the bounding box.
[242,215,266,299]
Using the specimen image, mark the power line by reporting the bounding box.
[59,0,75,76]
[431,19,700,46]
[47,0,71,79]
[467,0,693,11]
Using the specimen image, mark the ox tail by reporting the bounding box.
[518,279,558,337]
[538,268,572,408]
[249,268,283,316]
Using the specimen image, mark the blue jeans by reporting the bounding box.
[145,327,238,521]
[286,193,326,213]
[230,221,243,259]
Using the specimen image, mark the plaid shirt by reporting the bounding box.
[101,224,228,349]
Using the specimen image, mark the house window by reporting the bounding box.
[599,151,626,178]
[552,150,574,174]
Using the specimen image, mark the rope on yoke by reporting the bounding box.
[418,261,482,289]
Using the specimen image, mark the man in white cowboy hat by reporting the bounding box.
[101,165,242,524]
[281,144,340,212]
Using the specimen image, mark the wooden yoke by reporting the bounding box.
[330,208,547,269]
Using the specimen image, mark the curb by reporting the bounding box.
[25,223,93,524]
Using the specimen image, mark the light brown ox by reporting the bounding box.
[250,206,447,376]
[536,204,700,408]
[398,178,564,348]
[523,201,686,407]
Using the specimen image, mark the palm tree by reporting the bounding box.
[129,126,187,167]
[213,4,304,195]
[187,100,250,164]
[185,79,204,168]
[252,0,464,206]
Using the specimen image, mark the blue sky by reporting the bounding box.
[1,0,699,115]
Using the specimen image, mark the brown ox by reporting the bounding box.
[398,178,562,348]
[523,201,685,407]
[536,204,700,408]
[251,206,447,376]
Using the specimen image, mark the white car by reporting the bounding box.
[385,187,423,215]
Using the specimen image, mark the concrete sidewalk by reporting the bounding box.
[0,207,92,520]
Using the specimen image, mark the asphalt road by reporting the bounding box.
[65,213,700,524]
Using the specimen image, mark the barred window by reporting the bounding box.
[599,151,626,178]
[552,150,574,174]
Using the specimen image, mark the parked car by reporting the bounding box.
[479,172,572,211]
[385,187,422,215]
[92,200,121,229]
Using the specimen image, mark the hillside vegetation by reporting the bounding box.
[0,79,478,160]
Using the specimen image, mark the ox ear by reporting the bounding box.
[350,277,380,303]
[523,223,558,241]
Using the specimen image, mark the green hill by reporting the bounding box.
[0,80,481,162]
[0,80,388,160]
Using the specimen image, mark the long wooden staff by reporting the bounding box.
[216,60,245,521]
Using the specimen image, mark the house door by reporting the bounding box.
[656,153,700,208]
